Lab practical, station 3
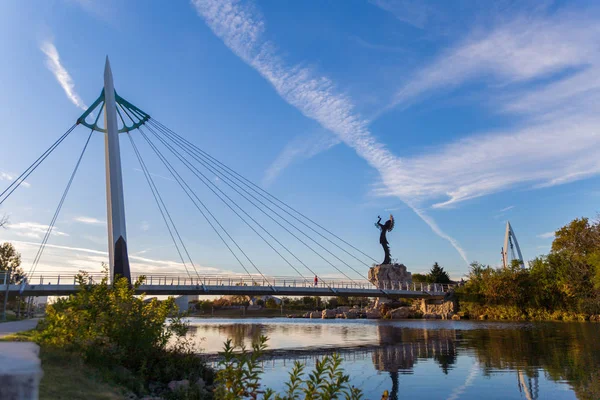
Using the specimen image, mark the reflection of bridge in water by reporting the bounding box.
[199,323,543,400]
[201,324,459,400]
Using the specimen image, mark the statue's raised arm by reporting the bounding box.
[375,215,384,230]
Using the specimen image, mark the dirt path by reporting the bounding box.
[0,318,40,338]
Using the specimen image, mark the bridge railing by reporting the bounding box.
[16,273,454,293]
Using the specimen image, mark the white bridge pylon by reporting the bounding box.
[502,221,525,269]
[76,58,151,283]
[103,57,130,282]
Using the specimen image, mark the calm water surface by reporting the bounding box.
[185,318,600,400]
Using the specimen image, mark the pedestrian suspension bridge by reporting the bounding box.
[1,59,452,300]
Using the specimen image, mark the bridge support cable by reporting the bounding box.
[132,127,263,284]
[0,123,78,206]
[27,129,95,278]
[126,132,198,279]
[146,118,378,265]
[148,122,366,281]
[142,122,344,284]
[137,125,308,286]
[154,123,369,278]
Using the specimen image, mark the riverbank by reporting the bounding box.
[458,302,600,322]
[190,307,311,318]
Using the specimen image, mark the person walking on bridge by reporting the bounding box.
[314,275,318,287]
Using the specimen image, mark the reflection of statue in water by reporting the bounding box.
[374,325,457,400]
[375,215,395,265]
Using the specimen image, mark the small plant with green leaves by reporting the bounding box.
[215,336,363,400]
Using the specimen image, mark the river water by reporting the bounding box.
[185,318,600,399]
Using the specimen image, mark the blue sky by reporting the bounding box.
[1,0,599,280]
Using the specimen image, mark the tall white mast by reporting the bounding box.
[104,57,131,282]
[503,221,525,269]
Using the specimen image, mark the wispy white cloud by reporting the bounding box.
[370,0,432,29]
[351,36,406,53]
[140,221,150,232]
[537,231,554,239]
[371,8,600,209]
[192,0,469,264]
[2,240,223,275]
[40,41,87,110]
[6,222,69,239]
[499,206,514,213]
[390,11,600,109]
[263,130,340,186]
[1,171,31,188]
[83,234,106,246]
[74,216,105,225]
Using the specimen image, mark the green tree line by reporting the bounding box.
[457,216,600,320]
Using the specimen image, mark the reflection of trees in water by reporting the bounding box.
[460,323,600,400]
[193,321,599,399]
[372,323,600,400]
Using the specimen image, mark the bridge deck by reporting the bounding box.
[4,273,452,299]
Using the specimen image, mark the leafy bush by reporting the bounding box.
[265,298,278,309]
[37,268,213,396]
[215,336,363,400]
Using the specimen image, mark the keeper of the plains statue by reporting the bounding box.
[375,214,394,265]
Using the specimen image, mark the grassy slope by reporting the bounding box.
[1,331,128,400]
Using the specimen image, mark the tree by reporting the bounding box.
[0,242,24,283]
[412,273,432,283]
[265,297,278,309]
[552,217,600,260]
[428,262,451,283]
[0,215,7,228]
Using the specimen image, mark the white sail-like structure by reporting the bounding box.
[502,221,525,269]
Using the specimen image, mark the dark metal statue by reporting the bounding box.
[375,214,395,265]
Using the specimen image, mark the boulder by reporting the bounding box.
[337,306,351,313]
[366,309,381,319]
[423,313,441,319]
[336,313,345,319]
[368,264,412,289]
[309,311,321,319]
[388,306,413,319]
[374,297,393,308]
[451,314,461,320]
[322,309,336,319]
[344,311,358,319]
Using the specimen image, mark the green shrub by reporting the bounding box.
[37,268,213,397]
[215,336,363,400]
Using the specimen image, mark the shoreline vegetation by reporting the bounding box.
[455,216,600,322]
[3,271,367,400]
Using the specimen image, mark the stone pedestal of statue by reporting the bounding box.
[368,263,412,289]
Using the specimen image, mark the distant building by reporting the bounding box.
[174,295,199,311]
[249,295,282,306]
